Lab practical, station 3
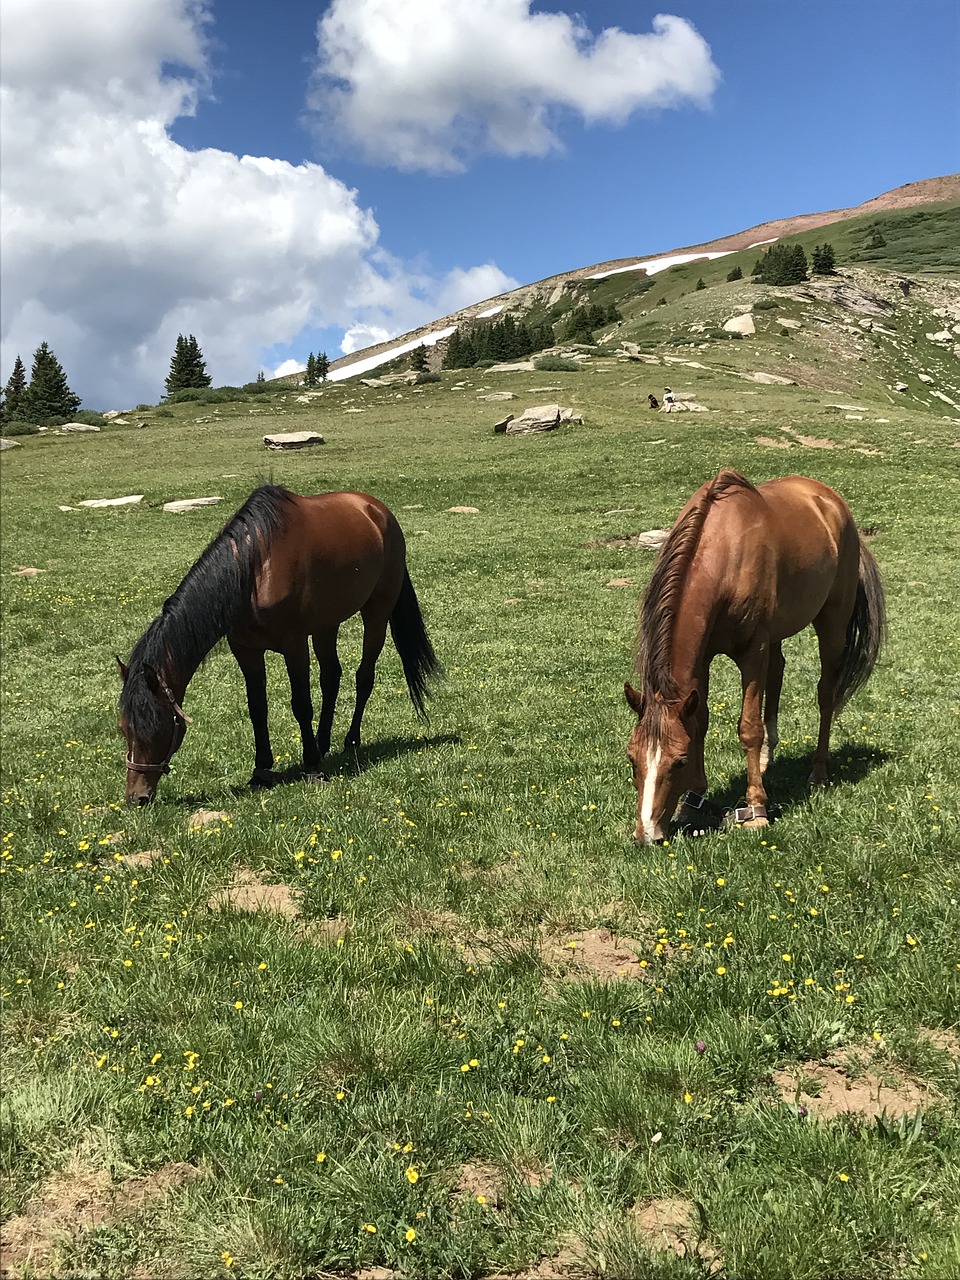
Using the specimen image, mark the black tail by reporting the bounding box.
[834,536,887,714]
[389,570,443,719]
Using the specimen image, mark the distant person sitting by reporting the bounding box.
[662,387,677,412]
[648,393,659,410]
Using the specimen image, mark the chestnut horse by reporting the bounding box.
[119,485,441,804]
[624,470,885,843]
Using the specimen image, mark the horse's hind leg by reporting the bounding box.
[810,616,847,786]
[344,606,390,751]
[311,629,342,758]
[230,641,274,787]
[283,639,323,776]
[760,642,784,775]
[737,641,770,824]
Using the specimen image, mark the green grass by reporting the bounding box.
[2,358,959,1279]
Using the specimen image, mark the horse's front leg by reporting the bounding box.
[284,640,324,778]
[737,644,770,826]
[230,642,275,788]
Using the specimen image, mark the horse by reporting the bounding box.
[118,485,442,804]
[624,470,886,843]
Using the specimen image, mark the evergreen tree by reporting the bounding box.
[21,342,81,421]
[811,243,836,275]
[726,266,743,282]
[165,333,211,395]
[410,344,428,373]
[316,352,330,382]
[2,355,28,420]
[789,244,809,283]
[695,277,706,291]
[305,353,317,387]
[256,371,265,385]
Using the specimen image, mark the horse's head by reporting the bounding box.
[624,682,700,843]
[117,657,190,804]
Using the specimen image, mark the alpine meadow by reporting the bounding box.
[1,191,959,1280]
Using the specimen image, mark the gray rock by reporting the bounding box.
[78,495,144,507]
[748,372,796,386]
[724,314,756,336]
[263,431,325,449]
[163,496,224,513]
[893,383,909,392]
[0,437,20,451]
[477,391,517,402]
[776,317,802,330]
[918,373,934,384]
[61,423,101,432]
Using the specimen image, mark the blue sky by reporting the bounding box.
[2,0,958,407]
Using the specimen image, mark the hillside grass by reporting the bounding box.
[2,362,959,1279]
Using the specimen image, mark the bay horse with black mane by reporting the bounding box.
[118,485,441,804]
[624,470,885,843]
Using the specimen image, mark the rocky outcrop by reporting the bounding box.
[263,431,324,450]
[163,496,223,513]
[724,314,756,336]
[501,404,584,435]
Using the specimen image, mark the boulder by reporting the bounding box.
[748,372,796,386]
[724,314,756,336]
[776,317,802,330]
[163,496,224,513]
[477,391,517,402]
[927,330,953,343]
[0,438,20,451]
[503,403,584,434]
[918,373,934,384]
[263,431,324,449]
[893,383,909,392]
[78,495,144,507]
[60,422,101,432]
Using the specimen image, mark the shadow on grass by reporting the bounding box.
[673,742,891,834]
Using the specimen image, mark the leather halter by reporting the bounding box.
[125,672,192,776]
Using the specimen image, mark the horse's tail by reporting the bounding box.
[390,570,443,719]
[833,535,887,714]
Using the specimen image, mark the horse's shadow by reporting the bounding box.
[674,742,891,833]
[211,731,464,798]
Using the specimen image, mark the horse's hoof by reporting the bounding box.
[249,770,276,790]
[808,771,830,789]
[741,816,770,829]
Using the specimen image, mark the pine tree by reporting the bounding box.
[256,371,265,385]
[21,342,81,421]
[695,277,706,291]
[410,344,428,373]
[811,243,836,275]
[726,266,743,282]
[165,333,211,395]
[305,353,317,387]
[316,352,330,382]
[2,355,28,421]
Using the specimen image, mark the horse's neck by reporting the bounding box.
[668,585,716,690]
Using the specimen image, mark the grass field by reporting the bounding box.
[2,360,959,1279]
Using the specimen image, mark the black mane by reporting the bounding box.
[119,484,294,740]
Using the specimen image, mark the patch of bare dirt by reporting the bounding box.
[605,577,634,589]
[546,928,653,982]
[0,1160,200,1279]
[919,1027,960,1059]
[454,1162,502,1207]
[631,1197,720,1270]
[755,435,793,449]
[354,1269,395,1280]
[773,1060,936,1118]
[188,808,229,829]
[11,567,44,577]
[207,867,301,919]
[122,849,165,869]
[501,1241,587,1280]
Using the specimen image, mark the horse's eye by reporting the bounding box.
[672,756,688,772]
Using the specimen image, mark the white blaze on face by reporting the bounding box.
[639,744,662,843]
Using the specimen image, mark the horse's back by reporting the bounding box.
[250,491,406,634]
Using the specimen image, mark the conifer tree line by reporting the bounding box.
[2,343,81,423]
[751,241,838,286]
[165,334,211,396]
[562,302,622,342]
[302,352,330,387]
[443,314,556,369]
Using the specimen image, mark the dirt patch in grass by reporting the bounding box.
[454,1161,502,1207]
[503,1240,587,1280]
[0,1159,200,1278]
[546,927,653,982]
[188,808,230,829]
[300,917,350,946]
[605,577,634,589]
[208,867,301,919]
[121,848,166,869]
[755,435,793,448]
[773,1060,935,1118]
[631,1197,720,1270]
[919,1027,960,1059]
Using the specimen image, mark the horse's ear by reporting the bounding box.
[681,688,700,720]
[116,656,129,682]
[142,664,160,693]
[624,681,644,716]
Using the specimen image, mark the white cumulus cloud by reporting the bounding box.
[0,0,517,407]
[310,0,719,172]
